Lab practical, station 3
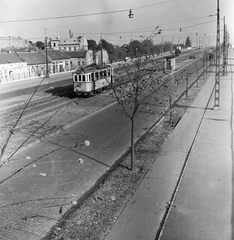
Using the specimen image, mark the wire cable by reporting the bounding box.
[0,0,175,24]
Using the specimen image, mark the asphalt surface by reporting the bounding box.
[105,50,234,240]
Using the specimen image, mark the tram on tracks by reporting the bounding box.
[72,65,114,97]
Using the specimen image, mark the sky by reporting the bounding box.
[0,0,233,47]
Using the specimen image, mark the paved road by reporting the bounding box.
[0,51,207,240]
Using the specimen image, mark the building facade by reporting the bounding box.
[0,37,30,51]
[17,51,52,77]
[46,50,71,73]
[64,50,94,70]
[49,35,88,52]
[0,53,28,83]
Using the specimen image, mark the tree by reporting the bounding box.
[97,39,115,61]
[185,36,192,48]
[129,40,142,57]
[35,41,44,49]
[87,39,97,52]
[107,57,165,170]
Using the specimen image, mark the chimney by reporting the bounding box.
[69,30,73,38]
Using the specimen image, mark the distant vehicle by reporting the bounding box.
[189,55,196,59]
[72,65,114,97]
[174,48,181,57]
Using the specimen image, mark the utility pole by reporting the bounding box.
[161,36,164,55]
[214,0,220,109]
[44,28,49,78]
[171,37,174,52]
[222,17,227,76]
[100,33,103,67]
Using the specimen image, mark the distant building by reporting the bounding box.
[0,36,30,51]
[49,30,88,51]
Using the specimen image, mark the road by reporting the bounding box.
[0,49,209,239]
[0,72,73,100]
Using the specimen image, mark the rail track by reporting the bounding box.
[0,49,211,155]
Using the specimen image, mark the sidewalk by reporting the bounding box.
[105,52,234,240]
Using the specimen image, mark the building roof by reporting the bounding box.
[0,52,24,64]
[46,50,70,60]
[16,51,49,65]
[63,51,87,58]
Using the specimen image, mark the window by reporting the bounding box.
[79,75,82,81]
[95,72,99,80]
[82,75,86,82]
[91,73,95,81]
[82,61,85,66]
[74,47,76,51]
[69,47,71,51]
[74,75,77,82]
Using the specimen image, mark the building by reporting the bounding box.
[0,36,30,51]
[49,31,88,52]
[0,52,28,83]
[45,49,71,73]
[64,50,94,70]
[17,51,52,77]
[95,49,109,65]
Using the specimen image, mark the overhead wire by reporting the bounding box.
[0,0,175,24]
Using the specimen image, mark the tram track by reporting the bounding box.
[0,49,212,160]
[0,50,207,134]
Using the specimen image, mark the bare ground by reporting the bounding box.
[43,76,208,240]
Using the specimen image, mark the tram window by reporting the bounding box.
[74,75,77,82]
[103,70,107,77]
[95,72,99,80]
[91,73,95,81]
[100,71,103,78]
[79,75,82,81]
[82,75,86,81]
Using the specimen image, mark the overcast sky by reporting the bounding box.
[0,0,233,47]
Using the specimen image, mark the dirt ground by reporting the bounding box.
[43,75,208,240]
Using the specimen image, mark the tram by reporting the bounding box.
[72,65,114,96]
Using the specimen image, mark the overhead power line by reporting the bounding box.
[0,0,175,24]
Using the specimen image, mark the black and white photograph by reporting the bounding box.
[0,0,233,239]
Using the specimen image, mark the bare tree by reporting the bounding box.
[107,57,165,170]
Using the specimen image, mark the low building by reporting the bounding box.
[0,52,28,83]
[95,49,109,65]
[17,51,52,77]
[46,50,71,73]
[64,50,94,70]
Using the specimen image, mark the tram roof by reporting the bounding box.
[74,65,111,74]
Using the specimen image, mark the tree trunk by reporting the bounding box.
[130,118,134,170]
